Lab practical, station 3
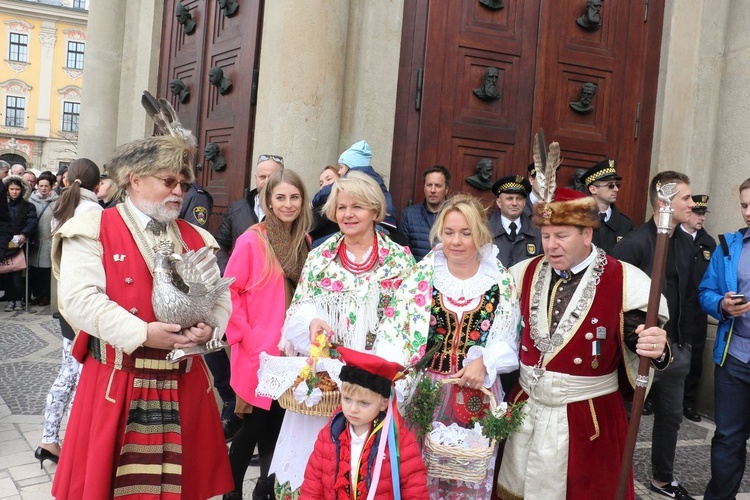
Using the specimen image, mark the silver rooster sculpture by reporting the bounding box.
[152,239,234,364]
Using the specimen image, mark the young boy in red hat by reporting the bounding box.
[300,347,428,500]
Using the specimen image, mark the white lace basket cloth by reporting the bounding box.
[256,352,344,417]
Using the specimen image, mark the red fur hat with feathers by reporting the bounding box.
[530,132,599,228]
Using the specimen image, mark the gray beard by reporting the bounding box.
[139,199,181,223]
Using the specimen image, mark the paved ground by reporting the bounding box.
[1,304,748,499]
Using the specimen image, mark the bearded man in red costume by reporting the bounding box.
[50,113,232,499]
[497,187,671,500]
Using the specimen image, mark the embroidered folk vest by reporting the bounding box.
[426,284,501,374]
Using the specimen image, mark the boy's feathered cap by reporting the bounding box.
[531,131,599,228]
[337,347,403,399]
[107,91,196,192]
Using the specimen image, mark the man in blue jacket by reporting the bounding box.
[399,165,450,260]
[699,177,750,500]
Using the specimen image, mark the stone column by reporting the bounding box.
[35,21,56,138]
[706,2,750,234]
[338,1,404,183]
[76,0,126,165]
[77,0,164,165]
[251,1,350,192]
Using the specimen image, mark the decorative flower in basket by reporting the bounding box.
[275,333,342,416]
[292,333,335,405]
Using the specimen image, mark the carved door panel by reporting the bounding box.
[532,0,662,221]
[158,0,264,231]
[391,0,664,223]
[409,0,541,207]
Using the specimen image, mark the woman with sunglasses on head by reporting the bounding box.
[223,169,312,500]
[34,158,101,467]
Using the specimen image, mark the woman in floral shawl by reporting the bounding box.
[384,194,520,499]
[270,172,417,499]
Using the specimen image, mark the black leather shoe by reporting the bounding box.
[34,447,59,468]
[249,453,260,467]
[642,399,653,416]
[52,312,61,319]
[684,407,702,422]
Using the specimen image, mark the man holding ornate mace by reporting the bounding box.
[497,134,670,500]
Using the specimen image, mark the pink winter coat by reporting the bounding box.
[224,226,286,410]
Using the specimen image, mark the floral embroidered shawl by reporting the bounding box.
[281,231,418,363]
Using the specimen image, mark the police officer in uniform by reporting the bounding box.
[179,182,213,228]
[488,174,542,269]
[583,159,633,254]
[681,194,716,422]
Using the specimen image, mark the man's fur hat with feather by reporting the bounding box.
[107,91,196,192]
[530,132,599,228]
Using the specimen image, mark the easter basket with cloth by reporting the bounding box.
[410,377,525,483]
[256,333,343,417]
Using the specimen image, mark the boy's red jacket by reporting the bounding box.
[300,410,428,499]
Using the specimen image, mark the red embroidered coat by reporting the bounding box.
[51,208,233,500]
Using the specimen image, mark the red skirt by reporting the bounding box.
[51,355,232,500]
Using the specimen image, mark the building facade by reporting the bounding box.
[0,0,87,172]
[78,1,750,415]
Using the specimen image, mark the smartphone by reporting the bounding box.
[730,294,747,304]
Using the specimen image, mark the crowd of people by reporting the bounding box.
[4,124,749,500]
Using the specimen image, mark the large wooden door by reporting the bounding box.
[158,0,264,231]
[391,0,664,223]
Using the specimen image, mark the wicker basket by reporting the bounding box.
[277,386,341,417]
[422,378,496,483]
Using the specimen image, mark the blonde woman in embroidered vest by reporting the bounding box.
[223,169,312,500]
[269,172,417,499]
[386,193,520,499]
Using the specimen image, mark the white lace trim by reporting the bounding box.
[433,243,501,300]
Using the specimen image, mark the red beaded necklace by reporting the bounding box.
[338,233,378,274]
[445,295,473,308]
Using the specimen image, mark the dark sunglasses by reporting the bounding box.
[594,181,621,189]
[152,175,192,192]
[258,154,284,166]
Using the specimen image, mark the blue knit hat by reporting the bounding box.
[338,140,372,169]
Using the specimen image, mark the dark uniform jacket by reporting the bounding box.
[593,204,633,254]
[399,201,437,261]
[488,210,542,268]
[214,188,260,274]
[687,227,716,338]
[179,183,213,229]
[611,219,697,346]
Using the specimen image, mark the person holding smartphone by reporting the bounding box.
[698,177,750,500]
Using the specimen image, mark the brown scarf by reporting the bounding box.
[263,216,309,285]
